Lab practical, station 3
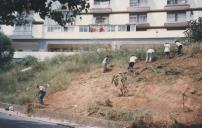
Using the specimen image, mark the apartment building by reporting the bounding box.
[5,0,202,51]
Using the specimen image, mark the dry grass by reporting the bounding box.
[0,44,201,105]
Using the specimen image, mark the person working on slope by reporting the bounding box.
[102,55,109,73]
[37,83,46,105]
[128,55,138,71]
[175,40,183,55]
[164,42,171,58]
[146,48,155,62]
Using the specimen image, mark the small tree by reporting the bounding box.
[112,72,129,96]
[0,32,14,66]
[185,17,202,43]
[184,17,202,56]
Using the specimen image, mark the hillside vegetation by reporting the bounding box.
[0,44,202,127]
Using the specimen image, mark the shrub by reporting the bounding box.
[21,56,38,66]
[0,33,14,67]
[193,73,202,81]
[185,17,202,43]
[165,68,184,75]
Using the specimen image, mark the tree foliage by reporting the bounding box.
[0,0,90,26]
[185,17,202,43]
[0,32,14,66]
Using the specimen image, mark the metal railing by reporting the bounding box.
[167,0,188,5]
[45,24,137,33]
[13,25,32,36]
[93,1,110,8]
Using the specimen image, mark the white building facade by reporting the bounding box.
[2,0,202,51]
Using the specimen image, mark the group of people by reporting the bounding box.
[37,41,183,105]
[102,40,183,72]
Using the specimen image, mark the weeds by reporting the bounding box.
[88,105,150,121]
[165,67,184,75]
[192,73,202,81]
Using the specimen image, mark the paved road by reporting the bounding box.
[0,112,74,128]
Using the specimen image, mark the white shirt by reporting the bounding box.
[146,49,155,53]
[176,42,182,47]
[39,85,45,92]
[129,56,138,63]
[102,57,108,64]
[164,43,171,52]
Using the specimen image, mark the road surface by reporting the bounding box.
[0,112,74,128]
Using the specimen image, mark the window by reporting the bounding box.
[167,12,186,22]
[130,0,147,7]
[107,25,115,32]
[94,15,109,24]
[94,0,110,5]
[64,26,75,32]
[79,26,89,32]
[126,25,136,32]
[130,14,147,23]
[47,26,61,32]
[130,25,136,31]
[15,24,32,31]
[118,25,127,32]
[167,0,187,5]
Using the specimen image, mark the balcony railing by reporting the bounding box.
[167,17,187,23]
[45,24,137,33]
[12,25,32,36]
[130,2,149,7]
[90,1,112,13]
[94,1,110,7]
[167,0,188,5]
[165,0,190,10]
[128,2,150,12]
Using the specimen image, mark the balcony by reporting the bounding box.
[135,23,150,28]
[90,1,112,13]
[11,25,33,39]
[127,2,150,12]
[164,21,188,28]
[45,24,137,33]
[165,0,190,10]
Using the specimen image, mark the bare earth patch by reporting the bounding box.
[46,54,202,125]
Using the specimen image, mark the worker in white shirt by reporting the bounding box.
[102,55,109,73]
[146,49,155,62]
[128,55,138,71]
[175,40,183,55]
[164,42,171,58]
[37,83,46,105]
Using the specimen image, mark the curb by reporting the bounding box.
[0,102,128,128]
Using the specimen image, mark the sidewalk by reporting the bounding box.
[0,102,126,128]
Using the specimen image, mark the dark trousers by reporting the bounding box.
[165,52,170,58]
[128,62,135,70]
[38,91,46,105]
[178,45,182,55]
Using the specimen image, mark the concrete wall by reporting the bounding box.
[13,52,77,61]
[43,29,185,39]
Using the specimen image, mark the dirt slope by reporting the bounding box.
[46,55,202,125]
